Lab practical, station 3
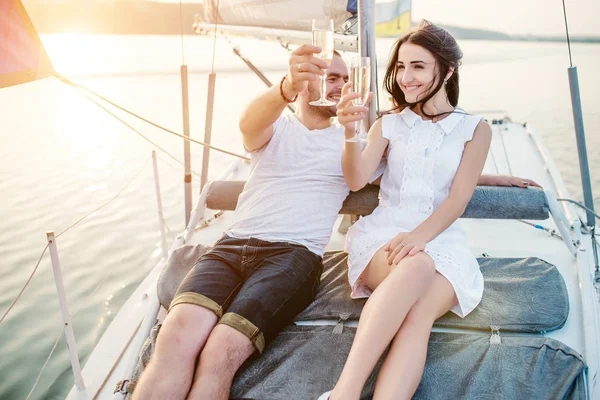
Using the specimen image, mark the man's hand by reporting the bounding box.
[283,45,329,100]
[479,174,542,188]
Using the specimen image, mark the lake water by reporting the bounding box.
[0,33,598,399]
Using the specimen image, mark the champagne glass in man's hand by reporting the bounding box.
[309,19,335,106]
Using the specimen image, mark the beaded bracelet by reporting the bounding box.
[279,75,298,103]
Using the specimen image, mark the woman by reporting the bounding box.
[319,21,492,399]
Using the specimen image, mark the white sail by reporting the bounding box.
[201,0,352,32]
[200,0,412,36]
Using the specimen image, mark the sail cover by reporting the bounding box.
[202,0,351,31]
[0,0,54,88]
[202,0,412,36]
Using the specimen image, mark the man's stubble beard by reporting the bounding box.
[307,103,337,118]
[306,86,337,118]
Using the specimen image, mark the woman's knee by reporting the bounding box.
[390,253,436,282]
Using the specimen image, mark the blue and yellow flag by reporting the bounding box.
[375,0,412,37]
[347,0,412,37]
[0,0,54,88]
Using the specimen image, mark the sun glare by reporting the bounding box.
[49,81,121,180]
[43,33,111,76]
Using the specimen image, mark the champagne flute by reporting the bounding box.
[345,56,371,143]
[309,19,335,106]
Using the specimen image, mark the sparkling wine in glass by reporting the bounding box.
[309,19,335,106]
[346,56,371,143]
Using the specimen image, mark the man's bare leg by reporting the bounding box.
[186,324,255,400]
[132,304,218,400]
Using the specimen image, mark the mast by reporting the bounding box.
[561,1,595,228]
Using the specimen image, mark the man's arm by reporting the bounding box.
[238,82,293,152]
[238,45,327,152]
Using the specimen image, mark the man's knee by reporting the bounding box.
[200,323,255,374]
[158,304,219,358]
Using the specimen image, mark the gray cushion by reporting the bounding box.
[130,325,585,400]
[230,326,585,400]
[158,247,569,334]
[206,181,550,219]
[435,257,569,333]
[297,254,569,334]
[157,244,211,309]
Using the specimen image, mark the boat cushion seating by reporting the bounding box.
[206,181,550,219]
[158,247,569,334]
[130,324,585,399]
[229,325,585,399]
[296,253,569,333]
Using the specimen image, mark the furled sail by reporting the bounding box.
[0,0,54,88]
[201,0,412,36]
[202,0,352,32]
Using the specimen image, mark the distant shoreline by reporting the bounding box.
[24,2,600,44]
[439,24,600,44]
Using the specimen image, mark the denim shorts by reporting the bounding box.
[171,235,323,353]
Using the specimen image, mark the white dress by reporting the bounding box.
[345,107,484,317]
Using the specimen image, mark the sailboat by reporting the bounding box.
[2,0,598,398]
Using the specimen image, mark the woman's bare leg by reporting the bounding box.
[329,249,436,400]
[372,273,457,400]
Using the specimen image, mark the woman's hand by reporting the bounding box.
[336,82,372,137]
[384,231,428,265]
[479,174,542,188]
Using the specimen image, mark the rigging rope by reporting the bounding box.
[496,124,513,175]
[56,156,152,238]
[55,75,250,162]
[0,156,152,327]
[557,198,600,221]
[517,220,564,241]
[25,327,64,400]
[0,244,49,326]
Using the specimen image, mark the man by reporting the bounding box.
[133,44,348,400]
[133,45,539,400]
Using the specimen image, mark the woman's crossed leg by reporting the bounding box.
[329,246,456,400]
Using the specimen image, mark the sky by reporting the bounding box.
[410,0,599,37]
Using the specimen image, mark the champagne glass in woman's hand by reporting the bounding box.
[337,83,372,141]
[346,56,371,142]
[336,58,372,142]
[309,19,335,106]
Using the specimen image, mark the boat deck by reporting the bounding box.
[68,119,600,399]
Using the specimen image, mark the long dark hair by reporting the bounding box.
[383,21,462,119]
